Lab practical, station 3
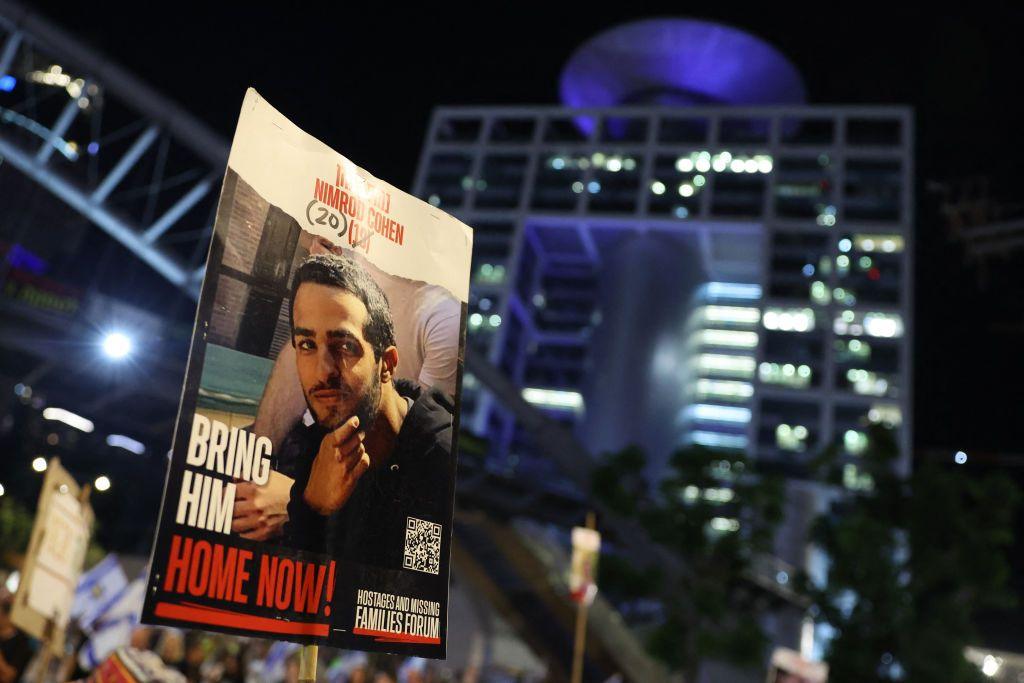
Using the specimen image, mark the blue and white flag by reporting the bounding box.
[77,578,147,670]
[260,641,301,682]
[71,554,128,632]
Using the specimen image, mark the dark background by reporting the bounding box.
[26,3,1024,457]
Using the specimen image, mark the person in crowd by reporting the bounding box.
[0,592,31,683]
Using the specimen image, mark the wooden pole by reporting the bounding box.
[298,644,318,682]
[34,616,54,683]
[570,512,596,683]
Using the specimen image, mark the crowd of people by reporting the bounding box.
[1,588,539,683]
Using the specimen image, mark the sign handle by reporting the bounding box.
[570,512,596,683]
[34,616,55,683]
[298,644,318,682]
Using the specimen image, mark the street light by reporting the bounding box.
[102,332,133,359]
[32,457,47,472]
[94,475,111,492]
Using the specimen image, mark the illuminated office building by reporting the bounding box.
[413,19,912,553]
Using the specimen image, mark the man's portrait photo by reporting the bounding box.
[193,171,462,571]
[279,252,455,567]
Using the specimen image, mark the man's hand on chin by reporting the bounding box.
[303,415,370,516]
[232,470,294,541]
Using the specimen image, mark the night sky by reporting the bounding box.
[25,2,1024,456]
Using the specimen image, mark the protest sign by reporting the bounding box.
[766,647,829,683]
[142,89,472,659]
[12,458,93,654]
[569,526,601,606]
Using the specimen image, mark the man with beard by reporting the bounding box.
[280,253,454,567]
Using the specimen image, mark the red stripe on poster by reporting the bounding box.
[352,627,440,645]
[154,602,329,637]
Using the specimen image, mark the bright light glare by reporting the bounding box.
[982,654,1001,677]
[32,457,47,472]
[685,404,752,423]
[521,388,585,413]
[102,332,133,359]
[107,434,146,455]
[42,407,94,433]
[95,476,111,492]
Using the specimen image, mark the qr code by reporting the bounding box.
[403,517,442,575]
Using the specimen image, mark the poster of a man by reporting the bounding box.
[277,252,454,568]
[143,90,471,658]
[230,239,460,544]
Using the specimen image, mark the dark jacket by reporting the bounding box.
[282,381,454,569]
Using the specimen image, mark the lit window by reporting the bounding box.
[843,464,874,492]
[695,330,759,348]
[845,368,891,396]
[704,487,735,503]
[477,263,506,284]
[763,307,815,332]
[708,517,740,533]
[695,354,756,377]
[844,429,869,455]
[776,423,809,452]
[695,379,754,401]
[834,311,903,338]
[684,404,751,423]
[867,403,902,427]
[701,305,761,325]
[863,312,903,338]
[521,388,584,414]
[688,431,748,449]
[810,281,830,305]
[760,362,813,389]
[854,234,904,253]
[701,282,762,301]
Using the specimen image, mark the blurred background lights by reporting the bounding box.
[32,457,47,472]
[107,434,146,455]
[102,331,133,359]
[955,450,968,465]
[982,654,1001,677]
[42,407,94,432]
[95,475,112,492]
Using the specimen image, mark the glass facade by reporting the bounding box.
[414,106,913,484]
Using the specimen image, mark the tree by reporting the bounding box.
[592,444,785,681]
[801,425,1019,683]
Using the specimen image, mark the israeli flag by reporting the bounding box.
[71,555,128,632]
[260,641,301,682]
[77,578,147,670]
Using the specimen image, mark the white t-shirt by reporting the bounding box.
[358,255,462,397]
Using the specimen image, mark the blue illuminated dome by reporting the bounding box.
[560,18,806,114]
